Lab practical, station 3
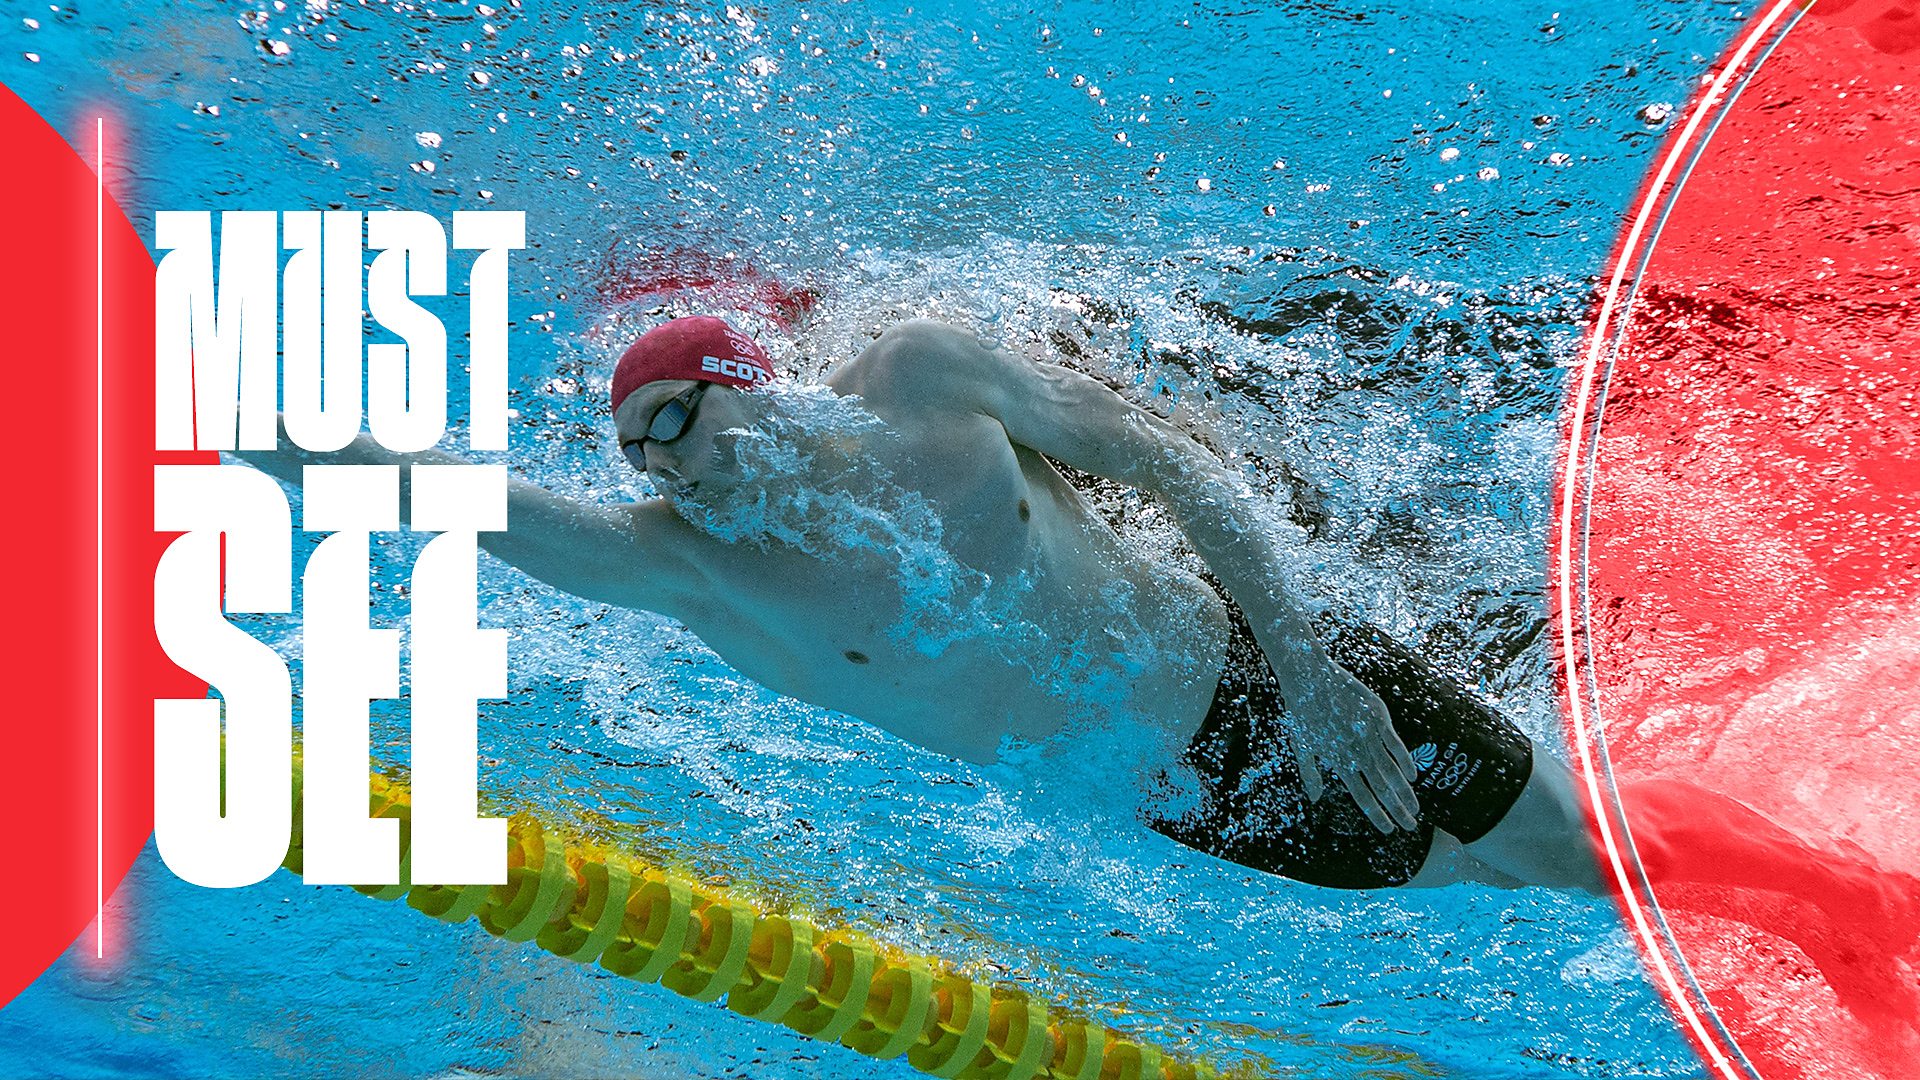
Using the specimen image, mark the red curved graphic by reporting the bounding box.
[0,85,212,1007]
[1563,4,1920,1076]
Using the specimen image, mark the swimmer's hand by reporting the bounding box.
[1287,663,1420,833]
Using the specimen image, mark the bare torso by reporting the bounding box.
[243,317,1629,891]
[245,318,1445,841]
[639,344,1230,763]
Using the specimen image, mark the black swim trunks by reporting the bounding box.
[1146,599,1534,890]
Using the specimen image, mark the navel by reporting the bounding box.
[843,650,870,665]
[1017,498,1031,522]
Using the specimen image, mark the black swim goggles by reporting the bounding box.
[620,381,710,470]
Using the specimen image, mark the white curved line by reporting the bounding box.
[1554,3,1801,1076]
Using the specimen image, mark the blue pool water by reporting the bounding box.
[0,1,1752,1075]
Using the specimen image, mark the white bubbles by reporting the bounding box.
[414,131,443,149]
[662,383,1037,665]
[1439,147,1460,163]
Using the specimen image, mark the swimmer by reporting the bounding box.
[239,316,1918,1028]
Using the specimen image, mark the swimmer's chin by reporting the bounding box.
[657,481,699,514]
[661,483,744,536]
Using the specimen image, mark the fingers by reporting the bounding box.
[1342,767,1397,834]
[1341,756,1418,835]
[1289,725,1326,803]
[1356,693,1419,829]
[1287,678,1422,831]
[1380,724,1417,783]
[1363,743,1421,831]
[1316,739,1420,833]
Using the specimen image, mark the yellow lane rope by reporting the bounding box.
[286,764,1228,1080]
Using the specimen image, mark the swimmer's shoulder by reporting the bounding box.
[828,319,1003,409]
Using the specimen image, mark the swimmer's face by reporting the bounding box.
[614,379,760,500]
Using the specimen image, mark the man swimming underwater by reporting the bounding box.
[243,315,1917,1027]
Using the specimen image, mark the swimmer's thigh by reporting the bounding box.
[1403,830,1529,889]
[1148,751,1441,890]
[1319,620,1534,844]
[1458,743,1607,891]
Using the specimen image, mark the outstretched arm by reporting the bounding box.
[873,320,1420,832]
[233,423,698,618]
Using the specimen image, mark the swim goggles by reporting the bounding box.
[620,381,710,470]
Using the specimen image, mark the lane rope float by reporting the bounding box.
[287,761,1224,1080]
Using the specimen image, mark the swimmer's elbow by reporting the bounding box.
[876,317,973,352]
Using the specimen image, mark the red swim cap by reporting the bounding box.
[610,315,777,414]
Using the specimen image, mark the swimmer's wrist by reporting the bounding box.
[1247,616,1334,689]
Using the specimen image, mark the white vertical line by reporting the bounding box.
[95,115,105,960]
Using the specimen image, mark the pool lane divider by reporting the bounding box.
[285,762,1222,1080]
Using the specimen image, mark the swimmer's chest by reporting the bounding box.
[673,413,1106,757]
[699,403,1115,627]
[680,562,1058,762]
[870,402,1041,573]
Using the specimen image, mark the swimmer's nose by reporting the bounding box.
[641,443,683,481]
[643,426,734,483]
